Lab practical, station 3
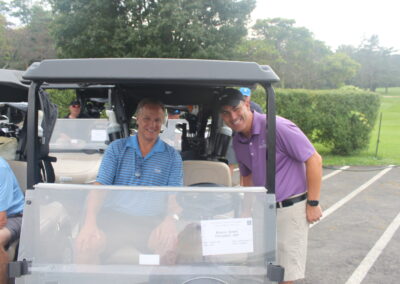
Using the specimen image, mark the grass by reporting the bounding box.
[317,88,400,166]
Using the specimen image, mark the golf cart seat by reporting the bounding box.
[0,137,18,160]
[183,160,232,187]
[7,160,28,193]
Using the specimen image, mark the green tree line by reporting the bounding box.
[1,0,400,91]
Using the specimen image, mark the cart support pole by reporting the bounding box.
[26,82,41,189]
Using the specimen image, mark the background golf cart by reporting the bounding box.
[0,69,61,266]
[13,58,282,284]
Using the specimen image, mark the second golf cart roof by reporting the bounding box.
[0,69,29,102]
[23,58,280,85]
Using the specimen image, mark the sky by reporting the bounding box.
[252,0,399,52]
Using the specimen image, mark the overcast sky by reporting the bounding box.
[252,0,399,52]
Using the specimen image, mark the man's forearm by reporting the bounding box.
[83,182,106,226]
[305,152,323,200]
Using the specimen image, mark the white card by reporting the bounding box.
[201,218,254,256]
[91,129,107,142]
[139,254,160,265]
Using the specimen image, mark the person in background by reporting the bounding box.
[167,108,181,120]
[226,87,263,185]
[218,89,322,284]
[0,157,24,284]
[64,100,89,119]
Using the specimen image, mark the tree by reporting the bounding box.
[49,0,256,59]
[251,18,332,89]
[339,35,396,91]
[319,53,360,89]
[4,5,56,69]
[0,14,12,68]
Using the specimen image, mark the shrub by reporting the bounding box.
[252,86,380,155]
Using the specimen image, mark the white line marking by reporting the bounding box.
[323,166,350,181]
[311,165,394,228]
[345,211,400,284]
[233,168,239,172]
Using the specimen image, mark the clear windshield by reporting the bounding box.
[18,184,276,284]
[49,119,109,152]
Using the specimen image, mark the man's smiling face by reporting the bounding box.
[136,104,164,144]
[220,100,252,135]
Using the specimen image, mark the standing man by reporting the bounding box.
[218,89,322,284]
[226,87,263,185]
[75,98,183,264]
[0,157,24,284]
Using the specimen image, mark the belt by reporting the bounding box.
[276,193,307,208]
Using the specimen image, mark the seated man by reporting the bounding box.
[75,98,183,265]
[64,100,90,119]
[0,157,24,284]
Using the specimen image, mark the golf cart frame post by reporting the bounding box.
[20,58,282,283]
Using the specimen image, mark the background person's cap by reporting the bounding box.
[239,87,251,97]
[69,100,80,106]
[167,108,181,115]
[217,88,244,108]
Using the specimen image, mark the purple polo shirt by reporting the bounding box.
[233,111,315,202]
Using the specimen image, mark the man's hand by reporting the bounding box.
[148,216,178,264]
[75,223,106,256]
[306,204,323,224]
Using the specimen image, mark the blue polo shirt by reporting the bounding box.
[0,158,24,216]
[97,135,183,216]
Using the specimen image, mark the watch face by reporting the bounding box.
[307,200,319,206]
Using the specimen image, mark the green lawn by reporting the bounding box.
[317,88,400,166]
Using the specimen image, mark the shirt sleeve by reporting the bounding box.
[0,166,14,212]
[96,140,119,185]
[277,118,315,162]
[167,150,183,186]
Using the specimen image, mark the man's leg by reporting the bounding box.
[0,228,12,284]
[277,200,309,284]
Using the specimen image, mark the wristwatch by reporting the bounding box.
[307,200,319,206]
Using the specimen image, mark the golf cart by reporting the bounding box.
[10,58,282,283]
[0,68,58,267]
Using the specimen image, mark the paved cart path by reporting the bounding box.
[301,166,400,284]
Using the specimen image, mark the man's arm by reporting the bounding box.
[241,174,255,217]
[0,212,6,229]
[305,151,323,223]
[81,182,106,227]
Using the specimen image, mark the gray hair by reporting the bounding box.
[135,98,166,120]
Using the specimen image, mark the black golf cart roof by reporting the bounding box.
[0,69,29,102]
[23,58,279,85]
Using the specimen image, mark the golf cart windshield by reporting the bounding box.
[50,118,109,152]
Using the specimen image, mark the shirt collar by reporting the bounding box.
[127,135,165,159]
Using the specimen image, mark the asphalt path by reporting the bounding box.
[302,165,400,284]
[233,165,400,283]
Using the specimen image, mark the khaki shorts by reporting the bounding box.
[277,199,308,282]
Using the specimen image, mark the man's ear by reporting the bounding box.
[244,99,251,110]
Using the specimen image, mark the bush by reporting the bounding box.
[252,87,380,155]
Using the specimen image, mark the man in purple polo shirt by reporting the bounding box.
[218,88,322,284]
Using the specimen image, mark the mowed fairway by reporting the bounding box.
[320,88,400,166]
[370,88,400,162]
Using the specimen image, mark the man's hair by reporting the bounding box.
[135,98,166,120]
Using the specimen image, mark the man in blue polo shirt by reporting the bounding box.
[75,98,183,264]
[0,157,24,284]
